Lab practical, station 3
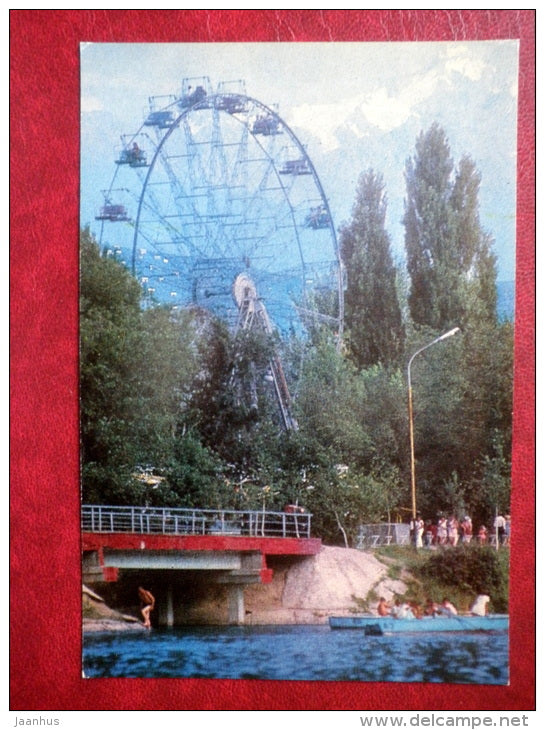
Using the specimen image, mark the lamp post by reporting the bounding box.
[407,327,461,521]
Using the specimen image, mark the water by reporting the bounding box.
[83,625,508,684]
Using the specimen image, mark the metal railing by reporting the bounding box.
[356,523,411,548]
[81,504,312,539]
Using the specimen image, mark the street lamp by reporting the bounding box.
[407,327,461,520]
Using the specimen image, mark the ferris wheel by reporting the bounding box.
[96,78,344,428]
[97,77,343,336]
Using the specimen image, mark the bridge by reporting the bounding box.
[82,504,321,625]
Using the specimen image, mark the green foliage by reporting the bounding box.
[80,230,149,501]
[404,123,455,329]
[403,124,497,330]
[376,545,509,613]
[164,431,230,509]
[404,313,513,525]
[80,230,208,504]
[340,169,405,369]
[295,339,407,474]
[418,544,508,612]
[298,463,403,547]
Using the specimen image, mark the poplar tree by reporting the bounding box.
[340,168,404,369]
[403,123,497,330]
[402,125,511,523]
[403,123,455,329]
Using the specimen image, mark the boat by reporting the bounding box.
[328,614,508,635]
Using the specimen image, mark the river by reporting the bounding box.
[82,625,508,684]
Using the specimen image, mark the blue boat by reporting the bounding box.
[328,614,508,635]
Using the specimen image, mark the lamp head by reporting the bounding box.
[437,327,460,342]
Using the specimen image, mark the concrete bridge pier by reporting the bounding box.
[165,583,174,627]
[227,584,245,625]
[156,583,171,627]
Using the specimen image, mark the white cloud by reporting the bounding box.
[359,87,413,132]
[445,45,487,81]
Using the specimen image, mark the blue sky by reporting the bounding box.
[81,40,519,283]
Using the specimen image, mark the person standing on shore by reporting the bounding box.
[494,513,506,546]
[138,587,155,629]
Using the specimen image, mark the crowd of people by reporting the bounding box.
[376,594,490,619]
[409,512,511,548]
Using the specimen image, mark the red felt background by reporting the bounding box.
[9,10,535,711]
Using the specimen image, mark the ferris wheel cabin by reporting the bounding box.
[304,204,330,229]
[116,142,149,168]
[95,203,130,222]
[251,114,281,136]
[279,158,312,175]
[215,94,248,115]
[179,77,212,110]
[144,110,176,129]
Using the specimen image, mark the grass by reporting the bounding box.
[373,544,510,613]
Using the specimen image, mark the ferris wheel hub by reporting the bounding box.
[232,272,258,309]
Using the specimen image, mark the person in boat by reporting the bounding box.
[138,586,155,629]
[439,597,458,616]
[391,600,415,620]
[377,597,391,616]
[423,598,441,616]
[469,594,490,616]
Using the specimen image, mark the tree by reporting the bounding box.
[450,155,498,327]
[80,228,148,502]
[405,318,513,524]
[401,125,511,522]
[80,230,204,504]
[340,169,405,369]
[403,123,455,329]
[403,124,497,330]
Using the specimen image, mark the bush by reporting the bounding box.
[418,544,508,612]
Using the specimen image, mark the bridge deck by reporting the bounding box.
[82,531,322,555]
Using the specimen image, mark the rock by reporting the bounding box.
[244,545,407,623]
[283,546,387,609]
[83,619,146,632]
[83,584,106,602]
[83,585,142,631]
